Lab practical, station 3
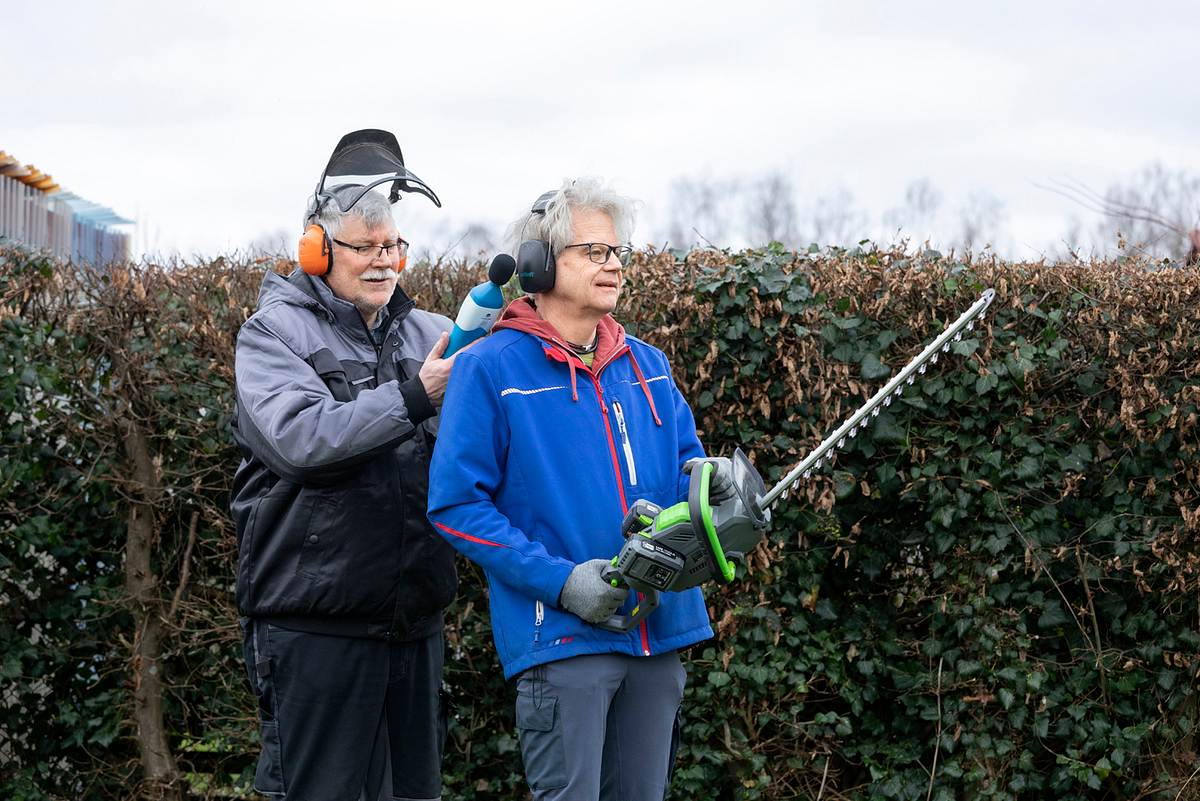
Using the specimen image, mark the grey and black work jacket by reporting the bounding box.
[230,268,457,641]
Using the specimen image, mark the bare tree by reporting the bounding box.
[666,175,737,248]
[247,227,293,257]
[744,172,799,247]
[802,186,869,249]
[883,178,942,243]
[1039,164,1200,260]
[1050,213,1089,261]
[1098,163,1200,259]
[453,222,498,259]
[955,189,1007,252]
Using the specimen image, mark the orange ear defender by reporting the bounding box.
[298,223,332,275]
[395,241,408,274]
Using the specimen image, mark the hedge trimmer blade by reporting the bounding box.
[758,288,997,511]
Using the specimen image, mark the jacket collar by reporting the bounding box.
[259,268,415,342]
[492,296,626,368]
[491,297,662,425]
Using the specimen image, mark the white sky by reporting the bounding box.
[5,0,1199,261]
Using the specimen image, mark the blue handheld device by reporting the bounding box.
[445,254,517,357]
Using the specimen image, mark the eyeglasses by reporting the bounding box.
[563,242,634,266]
[332,237,409,260]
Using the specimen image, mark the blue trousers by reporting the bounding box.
[515,652,686,801]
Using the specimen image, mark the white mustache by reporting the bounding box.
[360,268,395,281]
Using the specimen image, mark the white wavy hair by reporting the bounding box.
[303,185,395,238]
[503,177,637,257]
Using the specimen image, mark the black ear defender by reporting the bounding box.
[516,190,558,294]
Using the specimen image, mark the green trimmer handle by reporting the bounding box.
[691,462,736,584]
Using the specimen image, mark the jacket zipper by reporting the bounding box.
[587,375,651,656]
[534,600,544,645]
[611,401,638,486]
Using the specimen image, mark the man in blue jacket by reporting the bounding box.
[428,178,726,801]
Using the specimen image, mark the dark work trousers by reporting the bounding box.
[242,619,446,801]
[514,652,686,801]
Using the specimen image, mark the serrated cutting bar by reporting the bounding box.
[758,288,996,511]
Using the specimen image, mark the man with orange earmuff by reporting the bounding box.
[230,130,460,801]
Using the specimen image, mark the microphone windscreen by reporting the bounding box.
[488,253,517,285]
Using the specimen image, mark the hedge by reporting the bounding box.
[0,242,1196,800]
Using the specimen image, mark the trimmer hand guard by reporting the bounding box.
[596,449,771,633]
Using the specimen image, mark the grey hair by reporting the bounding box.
[503,177,637,258]
[303,185,395,239]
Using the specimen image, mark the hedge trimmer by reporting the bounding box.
[598,289,996,633]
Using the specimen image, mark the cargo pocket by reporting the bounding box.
[437,688,451,760]
[665,707,682,788]
[515,692,567,792]
[307,348,353,402]
[245,622,286,796]
[297,489,341,581]
[254,720,286,796]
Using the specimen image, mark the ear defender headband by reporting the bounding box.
[298,129,441,277]
[516,190,559,294]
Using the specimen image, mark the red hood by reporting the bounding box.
[493,296,627,368]
[492,297,661,425]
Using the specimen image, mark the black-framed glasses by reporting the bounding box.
[332,237,409,260]
[563,242,634,266]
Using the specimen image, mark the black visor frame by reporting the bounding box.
[311,129,442,214]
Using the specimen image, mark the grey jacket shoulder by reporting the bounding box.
[403,308,453,344]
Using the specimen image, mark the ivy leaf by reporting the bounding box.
[871,415,906,444]
[952,337,980,356]
[757,268,788,294]
[708,671,731,687]
[833,471,857,500]
[1038,600,1069,629]
[860,353,891,380]
[1058,443,1093,472]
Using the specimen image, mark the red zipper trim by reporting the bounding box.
[637,592,651,656]
[586,372,651,656]
[587,374,628,514]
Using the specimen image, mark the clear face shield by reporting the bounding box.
[311,129,442,214]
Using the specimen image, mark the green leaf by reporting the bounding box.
[860,353,891,380]
[952,337,980,356]
[1058,443,1093,472]
[871,416,906,444]
[708,671,731,687]
[833,471,857,500]
[1037,600,1069,629]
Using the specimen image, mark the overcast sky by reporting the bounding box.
[6,0,1199,261]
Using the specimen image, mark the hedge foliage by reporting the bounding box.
[1,242,1197,800]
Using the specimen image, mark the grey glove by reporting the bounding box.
[684,456,736,504]
[560,559,630,624]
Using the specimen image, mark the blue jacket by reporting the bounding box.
[427,298,714,679]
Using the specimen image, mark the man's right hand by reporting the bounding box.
[419,332,456,406]
[560,559,630,624]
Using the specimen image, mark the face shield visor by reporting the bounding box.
[311,128,442,214]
